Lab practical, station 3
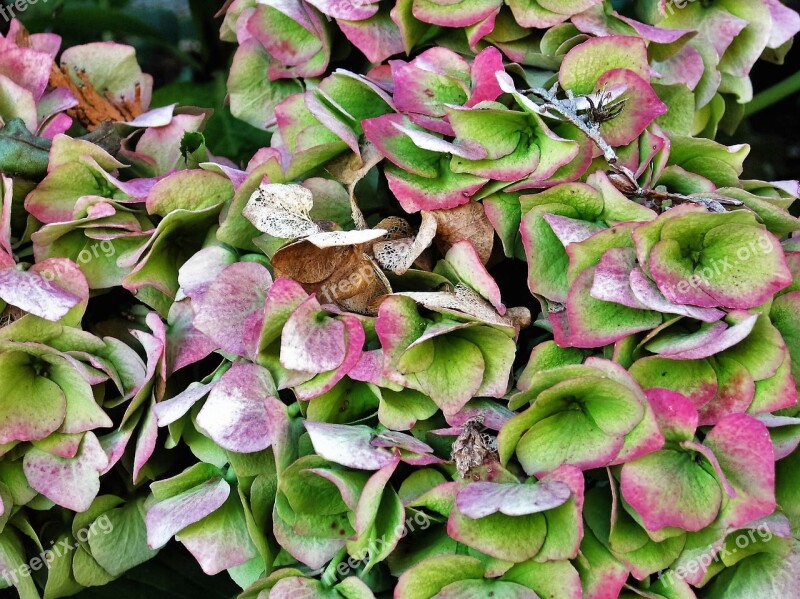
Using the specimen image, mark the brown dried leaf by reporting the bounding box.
[49,64,144,131]
[452,415,498,479]
[243,183,321,239]
[429,202,494,264]
[325,141,384,230]
[373,212,437,275]
[395,283,519,329]
[325,140,383,187]
[12,23,31,48]
[375,217,413,241]
[336,256,392,315]
[0,305,25,329]
[272,241,390,314]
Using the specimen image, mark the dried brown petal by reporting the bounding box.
[395,283,517,329]
[373,213,437,275]
[0,305,24,328]
[429,202,494,264]
[273,241,390,314]
[452,416,498,479]
[243,183,321,239]
[325,140,383,187]
[325,141,384,229]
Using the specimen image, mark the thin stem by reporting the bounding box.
[746,70,800,116]
[321,547,348,586]
[631,188,741,214]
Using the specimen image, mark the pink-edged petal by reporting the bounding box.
[411,0,502,28]
[630,356,718,409]
[456,480,571,519]
[133,401,159,483]
[596,69,667,147]
[620,448,723,533]
[543,213,605,247]
[385,164,487,213]
[362,113,439,177]
[195,363,287,453]
[505,0,568,28]
[615,13,695,44]
[466,8,500,48]
[0,45,53,100]
[652,44,705,90]
[192,261,272,360]
[280,295,347,372]
[146,476,230,549]
[125,104,176,128]
[648,312,758,361]
[680,440,736,497]
[165,301,218,375]
[339,11,405,64]
[703,413,776,528]
[293,314,365,400]
[590,247,648,310]
[698,356,755,425]
[177,493,257,576]
[629,268,724,323]
[445,241,505,314]
[646,388,698,442]
[765,0,800,48]
[372,430,434,455]
[559,36,649,95]
[304,421,397,470]
[23,432,108,512]
[566,265,662,348]
[0,267,82,321]
[60,42,152,109]
[154,381,216,427]
[306,0,379,20]
[467,46,504,107]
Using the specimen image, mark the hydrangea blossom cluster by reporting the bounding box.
[0,1,799,597]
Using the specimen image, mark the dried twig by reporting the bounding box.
[528,84,619,164]
[607,172,743,214]
[523,84,743,214]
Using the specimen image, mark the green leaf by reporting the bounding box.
[43,531,84,599]
[87,498,159,577]
[0,119,51,179]
[395,554,484,599]
[227,41,303,132]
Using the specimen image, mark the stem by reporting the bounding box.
[746,70,800,117]
[321,547,348,586]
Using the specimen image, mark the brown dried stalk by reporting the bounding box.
[49,64,143,131]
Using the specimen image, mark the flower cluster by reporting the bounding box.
[0,1,798,597]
